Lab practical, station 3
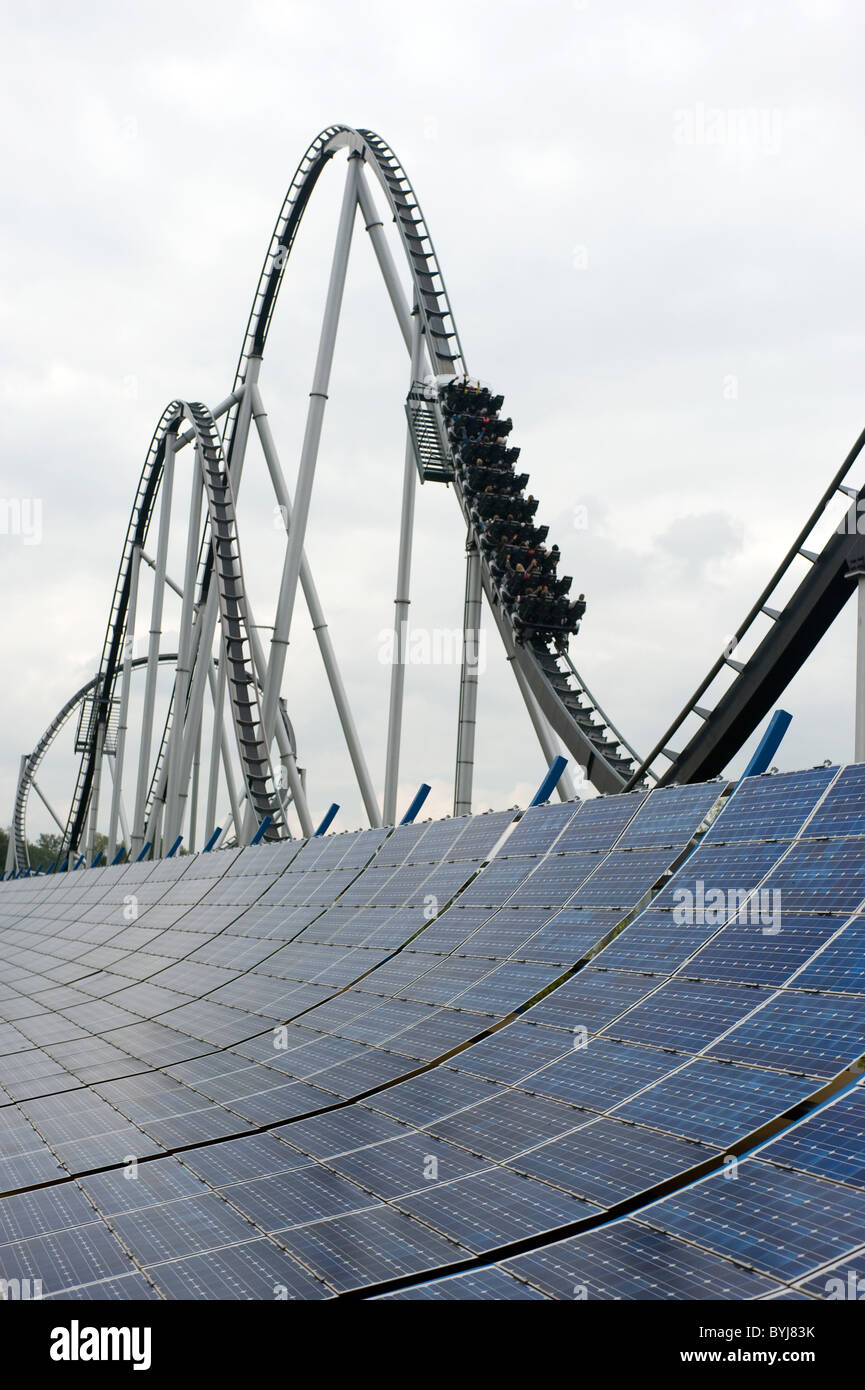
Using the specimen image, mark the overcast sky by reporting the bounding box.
[2,0,864,841]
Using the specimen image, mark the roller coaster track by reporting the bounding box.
[12,655,176,872]
[33,124,864,863]
[61,400,285,857]
[625,426,865,788]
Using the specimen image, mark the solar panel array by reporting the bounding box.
[1,766,864,1299]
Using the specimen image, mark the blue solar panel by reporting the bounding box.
[684,912,848,986]
[795,1256,865,1300]
[567,847,683,907]
[794,915,865,993]
[701,767,836,845]
[378,1266,548,1299]
[395,1169,597,1249]
[614,1057,817,1147]
[594,909,718,973]
[710,993,865,1077]
[0,1221,136,1294]
[636,1161,865,1281]
[506,854,603,907]
[761,838,865,913]
[451,1020,572,1083]
[447,960,562,1015]
[362,1070,499,1126]
[500,1221,780,1299]
[324,1132,481,1197]
[756,1085,865,1189]
[147,1240,330,1300]
[607,978,773,1051]
[651,842,787,911]
[275,1206,467,1291]
[500,802,580,856]
[448,810,515,859]
[522,968,658,1032]
[507,1116,717,1207]
[455,859,539,907]
[615,782,722,848]
[518,908,624,964]
[454,907,558,958]
[43,1273,162,1300]
[802,763,865,839]
[513,1036,682,1110]
[4,766,865,1303]
[217,1164,371,1231]
[554,792,649,852]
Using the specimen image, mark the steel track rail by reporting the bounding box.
[176,401,285,836]
[625,426,865,788]
[13,654,177,872]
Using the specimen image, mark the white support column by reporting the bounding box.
[30,778,65,834]
[131,429,176,852]
[206,659,243,842]
[510,657,578,801]
[453,543,484,815]
[148,583,218,848]
[227,363,259,483]
[85,723,107,861]
[159,601,312,845]
[7,755,27,872]
[247,623,314,838]
[106,756,131,852]
[163,458,204,846]
[216,812,235,850]
[251,384,382,827]
[188,723,201,853]
[260,154,361,746]
[107,543,142,858]
[383,309,424,823]
[205,656,227,841]
[356,167,414,351]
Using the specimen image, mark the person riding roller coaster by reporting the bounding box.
[441,377,584,649]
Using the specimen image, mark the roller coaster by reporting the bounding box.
[6,124,865,873]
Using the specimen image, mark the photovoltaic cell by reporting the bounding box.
[500,1221,780,1299]
[146,1240,330,1300]
[395,1169,596,1249]
[636,1161,865,1280]
[701,767,835,845]
[756,1084,865,1189]
[378,1266,547,1300]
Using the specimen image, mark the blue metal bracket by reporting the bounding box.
[743,710,792,778]
[399,784,431,825]
[530,755,569,807]
[314,804,339,836]
[250,816,273,846]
